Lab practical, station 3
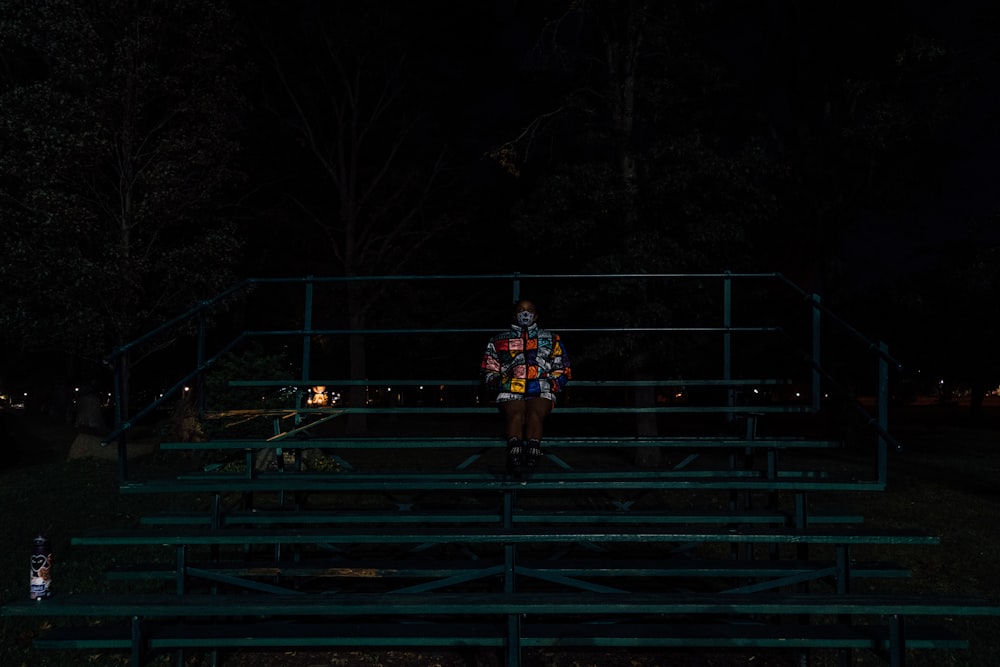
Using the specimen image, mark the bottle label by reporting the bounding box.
[30,552,51,600]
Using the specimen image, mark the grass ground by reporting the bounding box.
[1,400,998,667]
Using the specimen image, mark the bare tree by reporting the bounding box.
[257,3,449,431]
[0,0,247,421]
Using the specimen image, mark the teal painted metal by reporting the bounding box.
[811,293,822,413]
[228,377,793,387]
[117,476,888,494]
[196,311,207,416]
[878,340,890,485]
[179,404,815,415]
[112,354,128,483]
[240,325,779,335]
[301,278,314,385]
[723,272,734,419]
[20,621,972,652]
[158,436,842,449]
[103,560,909,584]
[99,273,899,483]
[6,592,996,618]
[130,616,142,667]
[136,508,865,528]
[14,272,993,666]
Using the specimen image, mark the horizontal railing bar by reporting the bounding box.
[118,477,885,494]
[25,621,971,651]
[159,436,839,450]
[137,508,863,526]
[10,591,995,618]
[243,327,781,336]
[228,378,792,388]
[106,559,904,579]
[249,273,784,284]
[201,406,814,416]
[70,527,940,547]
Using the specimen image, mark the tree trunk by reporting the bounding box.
[602,4,658,467]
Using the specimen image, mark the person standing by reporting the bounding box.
[480,299,571,477]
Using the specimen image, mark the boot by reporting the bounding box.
[523,439,543,477]
[505,437,523,475]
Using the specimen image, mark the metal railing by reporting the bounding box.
[102,273,898,482]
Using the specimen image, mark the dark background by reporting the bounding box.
[1,0,998,409]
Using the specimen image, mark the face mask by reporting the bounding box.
[516,311,536,327]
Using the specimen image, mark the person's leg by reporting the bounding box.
[523,397,553,441]
[523,397,553,473]
[500,400,527,472]
[501,400,527,441]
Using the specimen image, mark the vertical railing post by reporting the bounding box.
[130,615,144,667]
[302,278,314,383]
[196,309,207,417]
[722,272,733,420]
[504,486,520,667]
[811,294,822,412]
[878,341,890,485]
[511,272,521,303]
[300,278,315,423]
[112,354,129,484]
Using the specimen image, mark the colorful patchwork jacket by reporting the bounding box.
[480,324,571,400]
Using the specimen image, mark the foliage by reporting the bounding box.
[0,0,248,362]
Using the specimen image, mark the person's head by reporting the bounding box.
[512,299,537,328]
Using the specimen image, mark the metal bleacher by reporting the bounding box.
[4,273,998,667]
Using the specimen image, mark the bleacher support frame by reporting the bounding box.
[5,272,994,667]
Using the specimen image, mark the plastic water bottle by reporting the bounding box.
[29,534,52,601]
